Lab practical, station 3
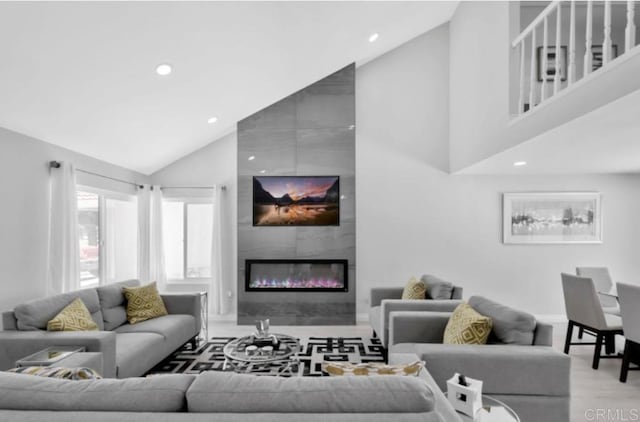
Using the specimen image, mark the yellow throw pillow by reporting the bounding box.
[443,303,493,345]
[401,276,426,300]
[123,282,168,324]
[47,298,98,331]
[322,361,424,376]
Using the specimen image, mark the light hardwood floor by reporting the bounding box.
[209,321,640,421]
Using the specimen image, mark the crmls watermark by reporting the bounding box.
[585,409,640,421]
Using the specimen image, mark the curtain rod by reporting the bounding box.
[161,186,226,191]
[50,161,226,191]
[50,161,143,188]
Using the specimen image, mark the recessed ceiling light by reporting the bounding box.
[156,64,172,76]
[248,155,256,161]
[340,195,346,200]
[369,33,379,43]
[259,169,266,174]
[207,116,218,124]
[513,161,527,167]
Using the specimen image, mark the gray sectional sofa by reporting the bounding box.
[369,275,464,347]
[387,296,571,422]
[0,370,451,421]
[0,280,201,378]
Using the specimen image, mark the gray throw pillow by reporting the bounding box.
[468,296,536,345]
[421,275,453,300]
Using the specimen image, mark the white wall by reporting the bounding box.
[449,1,513,172]
[150,131,237,317]
[356,22,640,317]
[0,127,149,320]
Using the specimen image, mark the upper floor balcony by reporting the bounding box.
[451,1,640,174]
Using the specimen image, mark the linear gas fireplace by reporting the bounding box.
[245,259,348,292]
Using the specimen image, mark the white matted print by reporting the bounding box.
[503,192,602,244]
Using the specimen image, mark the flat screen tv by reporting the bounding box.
[253,176,340,226]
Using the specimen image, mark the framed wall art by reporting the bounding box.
[253,176,340,226]
[503,192,602,244]
[537,46,567,82]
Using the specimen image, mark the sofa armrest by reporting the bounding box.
[370,288,403,307]
[399,344,570,398]
[451,286,463,300]
[389,311,450,346]
[533,321,554,346]
[379,299,463,347]
[161,294,202,337]
[0,331,117,378]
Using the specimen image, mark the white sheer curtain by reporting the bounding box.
[210,185,225,314]
[47,162,80,295]
[137,185,166,289]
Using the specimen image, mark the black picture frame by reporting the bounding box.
[537,46,567,82]
[592,45,618,71]
[253,175,340,226]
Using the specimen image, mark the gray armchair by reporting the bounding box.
[387,296,570,422]
[369,275,463,348]
[617,282,640,382]
[561,273,623,369]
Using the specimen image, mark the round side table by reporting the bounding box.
[456,395,520,422]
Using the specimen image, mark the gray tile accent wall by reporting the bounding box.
[237,64,356,325]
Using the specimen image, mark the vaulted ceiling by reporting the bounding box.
[0,1,458,174]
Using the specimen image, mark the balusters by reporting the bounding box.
[603,0,613,64]
[626,0,636,53]
[541,17,549,101]
[518,41,525,114]
[529,27,537,109]
[584,0,594,76]
[569,1,577,84]
[554,5,562,94]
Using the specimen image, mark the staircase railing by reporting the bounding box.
[513,0,638,116]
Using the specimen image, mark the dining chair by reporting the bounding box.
[616,282,640,382]
[576,267,620,313]
[575,267,620,340]
[561,273,623,369]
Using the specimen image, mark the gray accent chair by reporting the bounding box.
[561,273,623,369]
[387,296,571,422]
[617,282,640,382]
[0,280,201,378]
[369,275,463,347]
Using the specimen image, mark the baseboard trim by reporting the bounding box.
[534,314,567,324]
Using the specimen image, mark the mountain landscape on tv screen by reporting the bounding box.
[253,176,339,226]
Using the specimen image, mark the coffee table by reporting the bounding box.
[223,333,300,376]
[16,346,104,375]
[456,395,520,422]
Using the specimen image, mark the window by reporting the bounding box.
[162,198,213,281]
[77,188,138,288]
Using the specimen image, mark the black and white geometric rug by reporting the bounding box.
[147,337,386,377]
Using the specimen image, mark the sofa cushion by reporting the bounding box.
[443,303,492,345]
[0,371,195,412]
[97,279,140,331]
[14,288,103,331]
[47,298,98,332]
[401,277,426,300]
[115,332,165,378]
[468,296,536,345]
[123,282,168,324]
[115,314,196,340]
[186,371,436,413]
[421,275,453,300]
